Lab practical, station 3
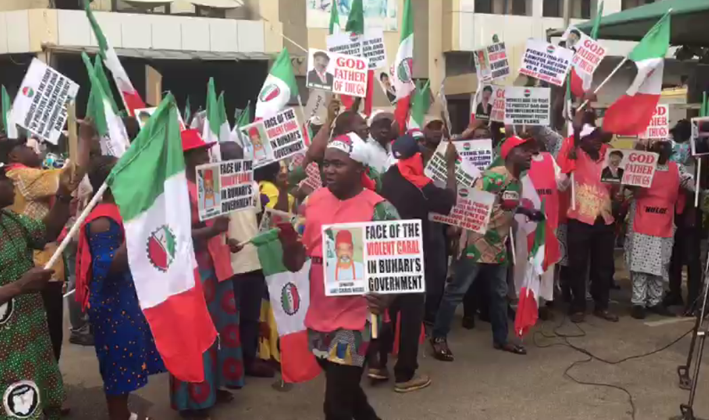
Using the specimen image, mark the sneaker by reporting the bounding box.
[647,304,675,317]
[367,367,390,382]
[69,334,94,347]
[394,374,432,393]
[631,305,646,320]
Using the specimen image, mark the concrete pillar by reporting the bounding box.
[145,65,162,106]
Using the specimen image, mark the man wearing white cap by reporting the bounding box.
[363,111,398,175]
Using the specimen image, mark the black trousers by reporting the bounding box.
[231,270,266,366]
[669,223,703,307]
[317,359,380,420]
[378,294,424,383]
[423,226,449,325]
[41,281,64,361]
[567,218,615,314]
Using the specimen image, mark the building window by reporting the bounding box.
[543,0,561,17]
[511,0,527,16]
[622,0,655,10]
[581,0,592,19]
[475,0,493,13]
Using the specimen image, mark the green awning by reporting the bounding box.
[549,0,709,46]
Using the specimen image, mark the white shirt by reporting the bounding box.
[363,136,397,174]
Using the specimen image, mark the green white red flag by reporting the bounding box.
[569,1,604,97]
[603,11,670,135]
[329,1,341,35]
[108,95,217,382]
[83,0,146,116]
[251,229,320,383]
[255,49,298,120]
[394,0,415,133]
[408,80,431,130]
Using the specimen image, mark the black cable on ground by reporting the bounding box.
[532,315,694,420]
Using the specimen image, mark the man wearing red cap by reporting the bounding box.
[431,135,539,361]
[248,126,268,162]
[327,229,365,282]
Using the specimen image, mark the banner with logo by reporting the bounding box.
[238,107,305,168]
[561,26,607,82]
[424,141,481,188]
[12,58,80,145]
[196,158,255,221]
[322,219,425,296]
[519,39,574,87]
[600,148,658,187]
[327,29,387,70]
[455,139,493,172]
[306,49,369,97]
[504,87,551,126]
[474,42,510,83]
[642,104,669,140]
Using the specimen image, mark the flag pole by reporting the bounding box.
[696,159,702,207]
[51,182,109,289]
[577,57,628,111]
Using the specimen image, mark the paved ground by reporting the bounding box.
[59,267,709,420]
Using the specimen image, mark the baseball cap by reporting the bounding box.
[500,136,531,159]
[181,129,214,152]
[392,134,424,159]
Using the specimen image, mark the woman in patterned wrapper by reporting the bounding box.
[74,156,165,420]
[279,131,401,420]
[169,129,245,420]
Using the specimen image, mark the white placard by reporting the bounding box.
[196,159,256,221]
[322,220,425,296]
[692,117,709,157]
[600,149,658,187]
[455,139,493,172]
[504,87,551,126]
[327,29,387,70]
[238,108,305,168]
[642,104,669,140]
[561,26,607,82]
[472,85,505,123]
[429,187,495,234]
[519,39,574,87]
[424,141,481,188]
[12,58,80,144]
[306,49,369,97]
[474,42,510,83]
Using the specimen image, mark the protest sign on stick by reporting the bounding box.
[692,117,709,157]
[561,26,607,82]
[642,105,669,140]
[327,29,387,70]
[424,142,480,188]
[455,139,493,172]
[504,87,551,126]
[12,58,80,145]
[430,187,495,234]
[519,40,574,87]
[306,49,369,97]
[239,108,306,168]
[600,149,658,187]
[196,159,256,221]
[322,220,425,296]
[474,42,510,83]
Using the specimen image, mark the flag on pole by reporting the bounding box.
[408,80,431,130]
[255,49,298,120]
[251,229,320,383]
[82,53,130,157]
[235,100,252,128]
[394,0,415,134]
[514,201,548,338]
[1,85,18,139]
[217,92,231,142]
[603,11,670,136]
[108,94,217,382]
[569,1,604,97]
[329,1,341,35]
[93,56,121,116]
[202,78,222,144]
[83,0,146,116]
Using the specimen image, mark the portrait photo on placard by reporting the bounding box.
[601,149,626,184]
[306,50,336,92]
[378,69,397,104]
[691,117,709,157]
[197,165,221,214]
[240,122,273,164]
[324,226,365,284]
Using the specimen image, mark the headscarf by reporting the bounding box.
[327,133,376,190]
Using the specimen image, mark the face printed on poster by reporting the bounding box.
[238,108,305,168]
[196,159,255,221]
[306,49,369,97]
[600,148,658,187]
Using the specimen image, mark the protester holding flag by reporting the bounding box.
[377,134,457,391]
[625,140,694,319]
[279,133,399,420]
[169,129,244,417]
[431,136,538,361]
[0,134,89,419]
[76,155,165,420]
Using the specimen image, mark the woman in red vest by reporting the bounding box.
[280,132,400,420]
[625,140,695,319]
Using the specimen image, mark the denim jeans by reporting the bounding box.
[432,257,509,346]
